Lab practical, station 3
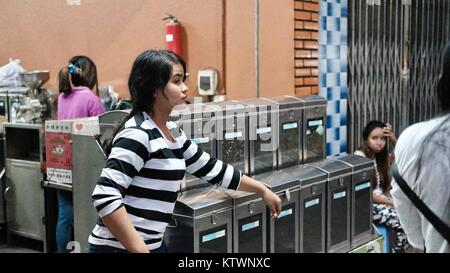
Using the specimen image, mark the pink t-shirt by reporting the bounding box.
[57,86,105,120]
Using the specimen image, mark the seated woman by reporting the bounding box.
[354,120,409,253]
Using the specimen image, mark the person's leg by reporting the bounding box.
[374,204,410,253]
[56,190,74,253]
[373,204,395,252]
[387,214,410,253]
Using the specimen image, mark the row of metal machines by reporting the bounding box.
[162,95,377,253]
[169,95,327,178]
[166,156,375,253]
[15,94,379,252]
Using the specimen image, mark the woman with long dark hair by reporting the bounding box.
[391,43,450,253]
[356,121,396,205]
[355,120,409,252]
[88,50,281,253]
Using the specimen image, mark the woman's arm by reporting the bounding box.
[373,193,394,207]
[237,175,282,218]
[102,207,149,253]
[179,134,281,218]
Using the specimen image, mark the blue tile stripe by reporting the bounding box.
[319,0,348,158]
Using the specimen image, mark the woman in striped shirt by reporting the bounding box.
[88,50,282,253]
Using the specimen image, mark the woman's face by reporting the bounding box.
[367,127,386,153]
[162,63,188,107]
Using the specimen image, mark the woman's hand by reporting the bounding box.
[383,123,397,145]
[261,188,282,219]
[237,175,282,219]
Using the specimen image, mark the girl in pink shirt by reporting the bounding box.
[55,55,104,252]
[57,56,104,119]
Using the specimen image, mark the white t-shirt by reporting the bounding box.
[391,114,450,253]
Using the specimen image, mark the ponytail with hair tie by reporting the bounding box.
[68,63,81,75]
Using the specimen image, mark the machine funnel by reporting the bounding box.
[19,70,49,90]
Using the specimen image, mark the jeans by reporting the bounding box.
[89,241,168,253]
[56,190,74,253]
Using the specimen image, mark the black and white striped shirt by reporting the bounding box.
[89,112,241,250]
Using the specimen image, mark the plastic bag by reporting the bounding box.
[0,58,25,87]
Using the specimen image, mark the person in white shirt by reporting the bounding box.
[391,43,450,253]
[355,120,410,252]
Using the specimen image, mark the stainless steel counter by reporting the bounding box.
[43,180,72,192]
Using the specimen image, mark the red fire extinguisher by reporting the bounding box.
[163,13,182,56]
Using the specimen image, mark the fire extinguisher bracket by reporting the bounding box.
[163,13,179,23]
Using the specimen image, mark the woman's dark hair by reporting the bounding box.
[58,55,99,96]
[106,50,186,154]
[359,120,391,193]
[126,49,186,116]
[437,43,450,112]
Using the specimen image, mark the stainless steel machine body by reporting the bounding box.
[16,71,53,124]
[182,103,218,185]
[165,185,233,253]
[240,98,277,176]
[71,134,107,252]
[0,87,28,128]
[294,164,328,253]
[265,96,303,169]
[184,103,218,157]
[308,159,352,253]
[97,110,129,139]
[71,111,129,252]
[3,123,46,244]
[254,169,300,253]
[0,88,29,224]
[0,83,52,229]
[214,101,249,175]
[294,95,327,163]
[225,189,267,253]
[335,154,374,247]
[170,103,219,189]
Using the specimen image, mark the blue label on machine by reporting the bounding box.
[278,208,293,218]
[308,119,323,127]
[225,131,243,139]
[355,182,371,191]
[256,127,271,135]
[191,137,209,144]
[202,229,226,243]
[333,191,346,199]
[242,220,260,231]
[305,198,320,208]
[283,122,298,130]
